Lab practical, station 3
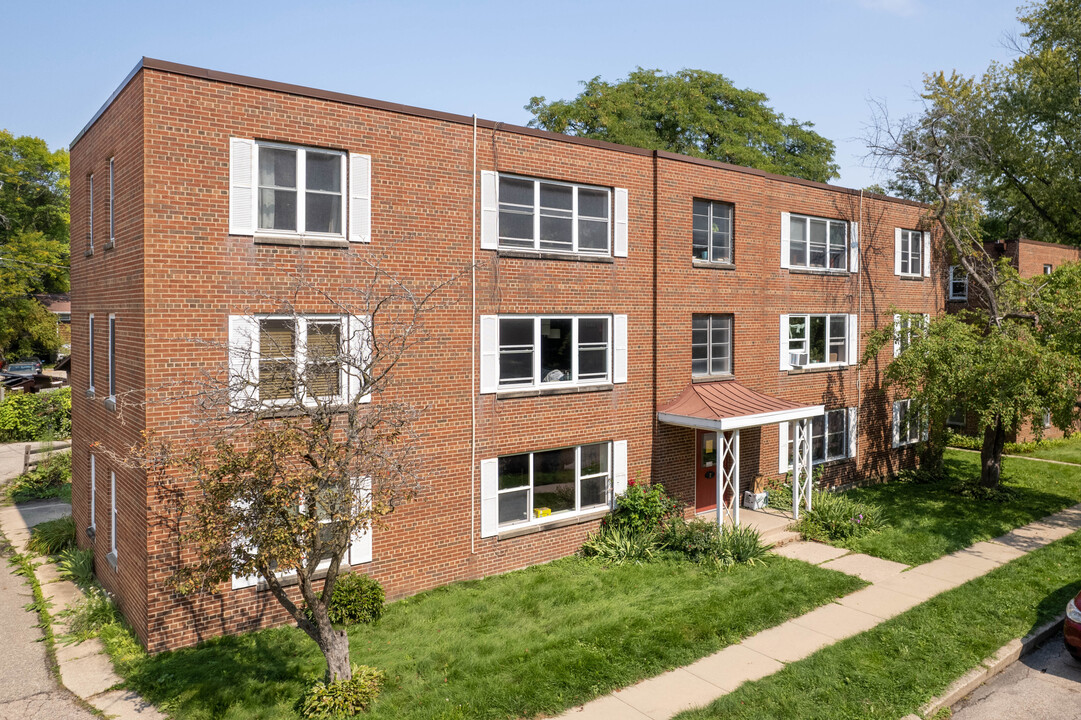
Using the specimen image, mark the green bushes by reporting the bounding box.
[662,518,770,568]
[607,479,681,534]
[945,429,1074,456]
[796,491,885,543]
[297,665,384,718]
[27,515,76,555]
[7,450,71,502]
[0,387,71,442]
[57,547,95,587]
[580,526,659,565]
[328,573,385,626]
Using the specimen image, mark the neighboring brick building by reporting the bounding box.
[70,58,941,652]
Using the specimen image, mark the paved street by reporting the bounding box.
[952,630,1081,720]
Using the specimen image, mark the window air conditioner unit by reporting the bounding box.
[789,353,808,368]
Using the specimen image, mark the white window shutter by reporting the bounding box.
[228,315,258,410]
[612,440,628,500]
[480,171,499,250]
[613,314,628,383]
[847,406,859,459]
[479,315,499,394]
[480,458,498,538]
[891,402,902,448]
[923,313,931,336]
[923,231,932,277]
[780,212,791,269]
[779,314,791,371]
[349,477,373,565]
[229,138,255,236]
[847,314,859,365]
[778,421,790,473]
[614,188,629,257]
[894,227,903,276]
[849,221,859,273]
[893,314,902,357]
[349,153,372,243]
[346,314,372,404]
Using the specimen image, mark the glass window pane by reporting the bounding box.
[306,152,341,193]
[829,222,847,269]
[540,216,573,250]
[580,475,607,508]
[259,319,295,400]
[579,318,607,345]
[498,454,530,490]
[809,220,828,268]
[259,188,297,231]
[810,316,826,364]
[539,183,572,211]
[811,415,825,462]
[692,229,709,260]
[789,316,806,340]
[580,443,608,475]
[789,217,806,266]
[533,448,576,515]
[305,193,342,234]
[540,318,572,383]
[578,219,608,251]
[499,210,533,243]
[306,322,341,398]
[579,348,607,378]
[498,489,529,525]
[578,188,608,219]
[499,318,534,384]
[500,318,533,346]
[259,147,296,188]
[499,177,533,207]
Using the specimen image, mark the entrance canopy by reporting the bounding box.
[658,380,823,431]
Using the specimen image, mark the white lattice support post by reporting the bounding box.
[791,420,801,520]
[732,429,740,527]
[715,430,724,528]
[802,418,813,513]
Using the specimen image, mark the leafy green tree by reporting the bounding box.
[527,68,839,183]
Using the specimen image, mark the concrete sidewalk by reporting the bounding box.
[555,503,1081,720]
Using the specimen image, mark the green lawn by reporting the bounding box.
[824,448,1081,565]
[115,557,863,720]
[678,528,1081,720]
[1010,434,1081,465]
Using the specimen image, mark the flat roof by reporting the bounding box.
[72,57,925,208]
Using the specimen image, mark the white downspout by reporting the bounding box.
[470,114,478,555]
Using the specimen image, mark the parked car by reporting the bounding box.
[6,359,42,376]
[1067,589,1081,661]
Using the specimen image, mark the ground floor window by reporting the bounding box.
[893,399,924,447]
[787,409,851,467]
[497,442,611,527]
[946,407,966,429]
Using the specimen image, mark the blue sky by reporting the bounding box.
[2,0,1023,189]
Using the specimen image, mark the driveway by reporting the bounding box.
[951,630,1081,719]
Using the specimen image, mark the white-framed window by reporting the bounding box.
[692,314,732,376]
[892,399,925,447]
[1044,264,1053,275]
[893,313,930,357]
[87,173,94,250]
[692,199,733,263]
[1043,408,1052,428]
[107,314,116,401]
[496,174,611,255]
[495,442,612,528]
[896,229,922,276]
[787,214,847,270]
[108,157,115,243]
[948,265,968,301]
[109,469,117,560]
[780,408,858,471]
[784,314,852,369]
[89,453,96,531]
[946,407,966,429]
[88,314,95,393]
[496,315,611,389]
[257,142,345,236]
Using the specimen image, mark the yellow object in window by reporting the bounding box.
[534,507,551,519]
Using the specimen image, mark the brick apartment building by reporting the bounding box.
[70,58,942,652]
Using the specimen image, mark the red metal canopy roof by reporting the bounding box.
[658,380,822,431]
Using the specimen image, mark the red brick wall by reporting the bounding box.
[70,63,936,651]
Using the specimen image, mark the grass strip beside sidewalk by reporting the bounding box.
[678,529,1081,720]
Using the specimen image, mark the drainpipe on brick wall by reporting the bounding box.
[856,189,864,470]
[471,113,478,554]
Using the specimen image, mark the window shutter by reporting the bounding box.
[847,314,859,365]
[613,314,628,383]
[231,500,259,590]
[849,221,859,273]
[229,138,255,236]
[778,421,790,473]
[780,212,791,269]
[480,171,498,250]
[228,315,258,410]
[893,314,902,357]
[480,458,498,538]
[923,231,932,277]
[614,188,629,257]
[923,313,930,337]
[349,477,373,565]
[346,315,372,404]
[613,440,628,499]
[847,407,858,459]
[479,315,499,394]
[779,314,791,371]
[894,227,903,275]
[891,401,901,448]
[349,153,372,243]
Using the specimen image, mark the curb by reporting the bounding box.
[915,614,1066,718]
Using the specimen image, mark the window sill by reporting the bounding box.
[253,234,350,249]
[104,396,116,412]
[692,374,735,383]
[103,239,115,251]
[105,551,117,570]
[947,297,968,303]
[496,249,613,264]
[498,507,610,541]
[787,268,852,277]
[496,383,614,399]
[786,364,849,375]
[898,274,925,282]
[692,259,735,270]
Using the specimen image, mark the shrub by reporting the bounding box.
[327,573,385,626]
[63,586,121,641]
[797,491,885,543]
[0,387,71,442]
[722,524,771,566]
[662,518,770,567]
[608,480,681,535]
[7,450,72,502]
[580,525,659,565]
[57,547,95,587]
[764,475,793,511]
[27,515,76,555]
[297,665,384,718]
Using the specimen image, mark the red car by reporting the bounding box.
[1067,589,1081,661]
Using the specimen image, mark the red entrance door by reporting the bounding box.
[696,430,718,513]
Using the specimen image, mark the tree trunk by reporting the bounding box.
[319,625,352,683]
[980,415,1006,489]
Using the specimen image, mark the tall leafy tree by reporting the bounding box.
[527,68,839,183]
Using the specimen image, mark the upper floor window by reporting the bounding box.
[692,314,732,377]
[496,442,611,528]
[788,215,847,270]
[107,314,117,401]
[896,229,922,276]
[88,314,95,392]
[87,174,94,250]
[258,143,345,236]
[1044,264,1053,275]
[692,200,733,263]
[498,315,610,389]
[497,175,610,255]
[948,265,968,301]
[893,313,929,357]
[108,157,116,244]
[785,314,850,369]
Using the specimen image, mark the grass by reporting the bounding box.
[1009,433,1081,465]
[114,556,864,719]
[678,528,1081,720]
[822,448,1081,565]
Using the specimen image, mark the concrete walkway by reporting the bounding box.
[555,502,1081,719]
